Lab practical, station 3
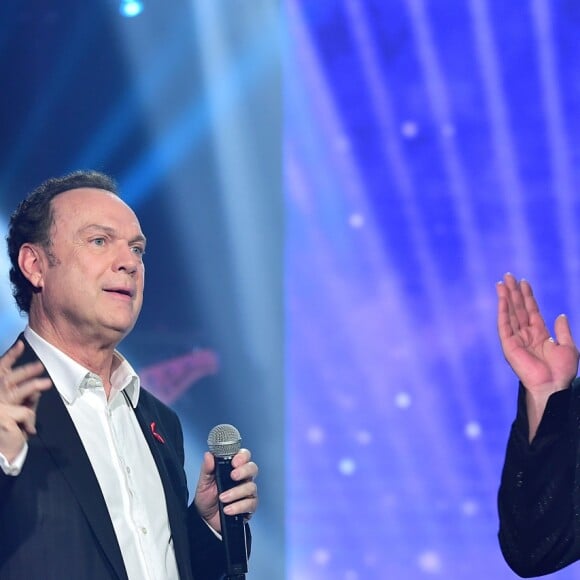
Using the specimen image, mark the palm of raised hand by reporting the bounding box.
[497,275,579,394]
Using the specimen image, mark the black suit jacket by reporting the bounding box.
[0,337,229,579]
[498,380,580,577]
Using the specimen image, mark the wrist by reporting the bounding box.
[524,384,571,443]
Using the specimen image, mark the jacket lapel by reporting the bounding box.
[133,401,194,580]
[21,339,128,580]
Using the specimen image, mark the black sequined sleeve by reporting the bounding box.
[498,380,580,577]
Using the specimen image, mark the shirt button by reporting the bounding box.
[126,466,131,474]
[140,527,148,535]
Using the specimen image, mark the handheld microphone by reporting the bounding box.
[207,424,248,579]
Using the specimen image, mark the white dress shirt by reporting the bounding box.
[1,327,181,580]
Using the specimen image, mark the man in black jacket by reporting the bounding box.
[0,170,258,579]
[497,272,580,577]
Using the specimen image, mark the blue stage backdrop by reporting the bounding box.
[287,1,580,579]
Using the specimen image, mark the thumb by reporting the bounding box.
[554,314,576,348]
[198,451,215,483]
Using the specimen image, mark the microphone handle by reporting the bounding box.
[215,455,248,577]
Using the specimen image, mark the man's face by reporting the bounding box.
[33,187,146,345]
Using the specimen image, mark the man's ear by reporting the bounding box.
[18,243,44,288]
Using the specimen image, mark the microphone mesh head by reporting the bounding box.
[207,424,242,458]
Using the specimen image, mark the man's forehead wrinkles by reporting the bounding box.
[77,223,146,240]
[79,224,116,234]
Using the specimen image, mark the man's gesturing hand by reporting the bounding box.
[497,274,579,395]
[497,273,580,440]
[194,449,259,534]
[0,340,52,462]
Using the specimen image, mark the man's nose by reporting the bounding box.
[114,244,140,274]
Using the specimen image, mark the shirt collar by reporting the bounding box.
[23,326,140,406]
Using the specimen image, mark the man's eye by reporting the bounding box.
[92,238,106,246]
[131,246,145,256]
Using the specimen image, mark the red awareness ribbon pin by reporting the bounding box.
[150,422,165,444]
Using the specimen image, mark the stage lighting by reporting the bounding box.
[120,0,143,18]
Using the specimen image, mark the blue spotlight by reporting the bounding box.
[120,0,143,18]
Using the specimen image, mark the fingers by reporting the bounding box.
[220,478,259,517]
[554,314,578,349]
[0,370,52,407]
[5,360,47,386]
[231,448,252,469]
[520,279,546,330]
[497,273,547,332]
[194,448,260,530]
[497,274,523,341]
[503,274,530,330]
[497,283,514,341]
[0,340,25,366]
[0,341,52,455]
[220,449,259,517]
[0,342,47,385]
[0,404,37,436]
[5,378,52,408]
[230,449,258,485]
[0,341,52,407]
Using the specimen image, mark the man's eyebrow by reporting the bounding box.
[79,224,147,245]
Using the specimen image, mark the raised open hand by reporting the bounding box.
[497,273,579,398]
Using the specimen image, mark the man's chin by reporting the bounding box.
[102,318,138,342]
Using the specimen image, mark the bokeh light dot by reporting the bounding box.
[401,120,419,138]
[339,458,356,475]
[307,426,325,444]
[335,136,351,152]
[349,213,365,228]
[465,421,482,439]
[418,550,442,573]
[461,500,479,517]
[441,122,456,137]
[395,391,412,409]
[120,0,143,17]
[355,430,372,445]
[313,548,331,566]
